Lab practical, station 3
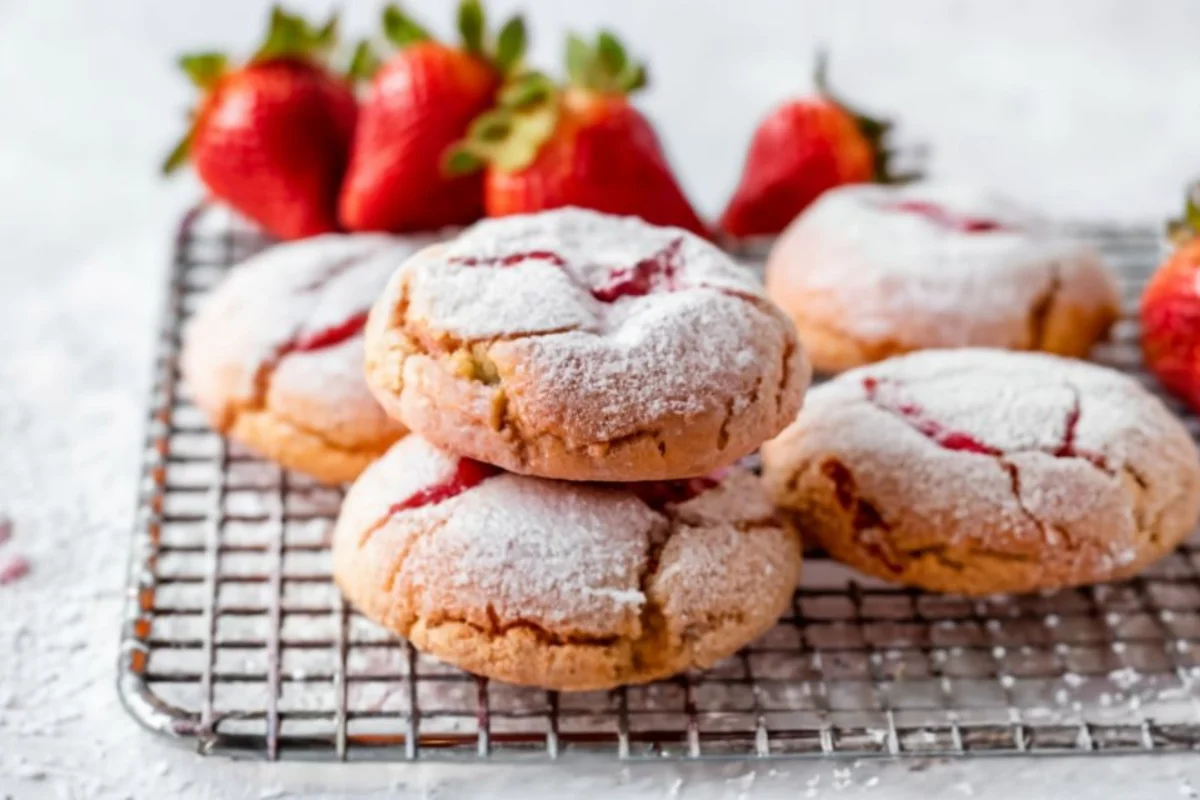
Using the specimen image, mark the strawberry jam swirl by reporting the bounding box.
[886,200,1009,234]
[382,460,722,517]
[449,237,687,303]
[387,458,503,514]
[862,376,1105,467]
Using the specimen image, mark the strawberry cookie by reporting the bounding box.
[766,183,1121,373]
[364,207,810,482]
[182,235,431,483]
[333,435,800,691]
[761,349,1200,595]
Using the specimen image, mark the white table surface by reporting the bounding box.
[4,0,1200,797]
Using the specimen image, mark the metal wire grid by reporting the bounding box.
[118,206,1200,762]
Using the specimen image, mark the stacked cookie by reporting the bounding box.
[336,208,810,690]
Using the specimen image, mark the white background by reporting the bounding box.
[3,0,1200,797]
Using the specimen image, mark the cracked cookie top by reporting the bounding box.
[766,182,1120,352]
[762,348,1200,593]
[183,234,435,447]
[365,208,810,481]
[333,435,798,657]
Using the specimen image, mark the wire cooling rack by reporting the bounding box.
[118,205,1200,762]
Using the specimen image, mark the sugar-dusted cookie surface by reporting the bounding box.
[182,234,432,483]
[766,183,1121,373]
[333,435,801,690]
[365,207,811,482]
[761,349,1200,595]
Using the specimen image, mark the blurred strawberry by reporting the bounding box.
[449,32,709,237]
[163,7,357,240]
[718,52,918,239]
[1141,184,1200,410]
[338,1,523,233]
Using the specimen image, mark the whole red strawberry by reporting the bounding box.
[719,52,917,239]
[450,32,709,238]
[1141,186,1200,410]
[338,2,523,233]
[163,7,357,241]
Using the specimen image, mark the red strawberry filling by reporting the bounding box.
[862,377,1106,467]
[862,377,999,455]
[449,238,688,304]
[448,250,567,268]
[590,238,685,302]
[625,474,721,510]
[389,458,502,514]
[383,460,720,519]
[289,311,370,352]
[887,200,1008,233]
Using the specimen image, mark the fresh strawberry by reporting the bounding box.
[1141,185,1200,411]
[338,2,523,233]
[449,32,709,237]
[718,52,918,239]
[163,7,357,240]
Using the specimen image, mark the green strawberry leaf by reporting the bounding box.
[458,0,486,55]
[565,33,591,87]
[313,12,339,54]
[382,4,431,48]
[619,62,647,93]
[595,31,627,76]
[161,127,194,176]
[255,6,306,61]
[497,71,554,109]
[443,145,486,177]
[348,40,381,82]
[1169,181,1200,243]
[178,52,228,89]
[253,6,340,62]
[564,30,647,95]
[469,109,516,142]
[494,16,527,75]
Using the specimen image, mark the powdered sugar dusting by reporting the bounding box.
[393,208,801,442]
[764,348,1200,583]
[402,207,764,341]
[338,435,796,643]
[184,233,438,410]
[769,182,1117,344]
[409,476,657,638]
[853,349,1179,465]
